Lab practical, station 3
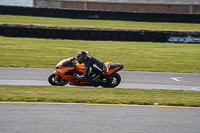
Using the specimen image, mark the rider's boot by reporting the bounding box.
[94,79,101,87]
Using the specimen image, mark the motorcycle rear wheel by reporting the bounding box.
[48,74,68,86]
[101,73,121,88]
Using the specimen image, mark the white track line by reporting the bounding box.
[171,77,181,82]
[191,88,199,91]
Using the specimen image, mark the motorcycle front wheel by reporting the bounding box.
[48,74,68,86]
[101,73,121,88]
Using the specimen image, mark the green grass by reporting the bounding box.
[0,85,199,107]
[0,15,200,31]
[1,15,199,107]
[0,36,200,73]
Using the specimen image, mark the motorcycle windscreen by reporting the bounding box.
[61,59,75,67]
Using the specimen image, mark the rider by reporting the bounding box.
[75,51,107,87]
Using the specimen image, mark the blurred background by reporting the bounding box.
[0,0,33,6]
[0,0,200,14]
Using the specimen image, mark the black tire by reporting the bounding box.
[101,73,121,88]
[48,73,68,86]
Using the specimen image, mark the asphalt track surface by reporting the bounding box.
[0,67,200,91]
[1,68,200,133]
[0,102,200,133]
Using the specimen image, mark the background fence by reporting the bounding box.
[0,5,200,23]
[1,24,200,43]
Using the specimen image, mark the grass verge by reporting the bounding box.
[0,15,200,31]
[0,85,199,107]
[0,36,200,73]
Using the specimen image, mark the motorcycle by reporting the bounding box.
[48,57,124,88]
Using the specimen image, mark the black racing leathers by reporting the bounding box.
[76,55,106,86]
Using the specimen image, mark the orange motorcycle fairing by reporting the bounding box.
[53,68,86,86]
[53,57,87,86]
[66,77,79,85]
[75,63,85,73]
[53,67,74,76]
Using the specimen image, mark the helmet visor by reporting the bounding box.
[77,56,83,63]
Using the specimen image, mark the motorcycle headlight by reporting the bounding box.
[56,70,60,73]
